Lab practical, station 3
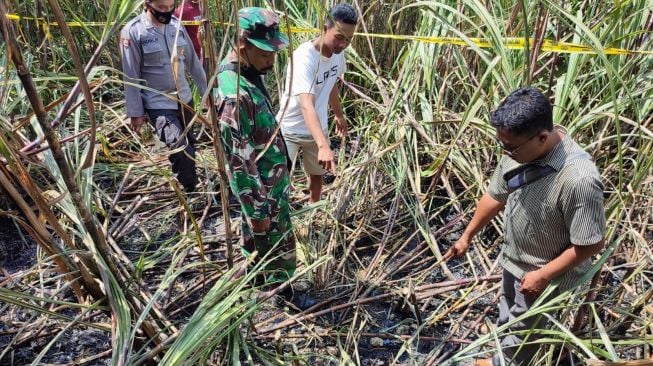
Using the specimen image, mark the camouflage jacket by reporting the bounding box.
[215,53,290,221]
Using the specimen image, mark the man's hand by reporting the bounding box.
[334,115,348,139]
[130,116,147,134]
[444,235,471,261]
[520,270,551,298]
[318,146,336,174]
[249,218,271,234]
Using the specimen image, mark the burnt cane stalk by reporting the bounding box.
[1,0,170,348]
[1,0,123,295]
[44,0,98,170]
[202,0,235,268]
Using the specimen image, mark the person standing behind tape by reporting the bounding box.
[276,3,358,203]
[121,0,207,193]
[174,0,202,60]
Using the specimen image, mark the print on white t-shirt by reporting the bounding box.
[277,41,346,136]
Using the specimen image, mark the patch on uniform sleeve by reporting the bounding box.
[122,38,131,48]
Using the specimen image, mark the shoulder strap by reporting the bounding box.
[218,63,238,74]
[504,164,556,192]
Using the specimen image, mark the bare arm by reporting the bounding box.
[299,93,335,173]
[445,192,505,260]
[329,84,348,138]
[521,240,604,297]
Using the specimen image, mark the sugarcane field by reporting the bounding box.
[0,0,652,365]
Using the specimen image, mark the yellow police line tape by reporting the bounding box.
[5,13,653,56]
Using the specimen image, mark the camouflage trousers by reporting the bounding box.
[240,200,296,284]
[146,102,198,191]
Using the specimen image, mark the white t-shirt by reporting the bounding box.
[277,41,346,136]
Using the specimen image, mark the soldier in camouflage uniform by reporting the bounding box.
[215,8,313,310]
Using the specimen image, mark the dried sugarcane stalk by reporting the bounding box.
[254,331,473,344]
[430,302,498,364]
[44,0,97,170]
[201,0,234,268]
[1,0,172,349]
[1,0,118,288]
[106,164,134,222]
[0,168,94,300]
[586,361,653,366]
[109,195,143,237]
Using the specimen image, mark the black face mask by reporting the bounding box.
[245,64,271,75]
[239,64,272,103]
[148,5,174,24]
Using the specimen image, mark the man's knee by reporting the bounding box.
[150,112,190,149]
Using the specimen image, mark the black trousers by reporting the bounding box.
[145,103,198,191]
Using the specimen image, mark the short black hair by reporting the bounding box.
[144,0,177,10]
[326,3,358,27]
[490,87,553,136]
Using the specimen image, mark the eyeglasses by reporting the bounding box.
[495,130,542,158]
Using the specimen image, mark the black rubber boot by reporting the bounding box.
[277,287,317,311]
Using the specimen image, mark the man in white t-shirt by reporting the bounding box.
[277,3,358,202]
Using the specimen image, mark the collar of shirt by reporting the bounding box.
[141,12,155,29]
[531,125,571,171]
[141,12,179,31]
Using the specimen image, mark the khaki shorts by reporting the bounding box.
[283,131,328,176]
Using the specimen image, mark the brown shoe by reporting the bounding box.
[474,358,493,366]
